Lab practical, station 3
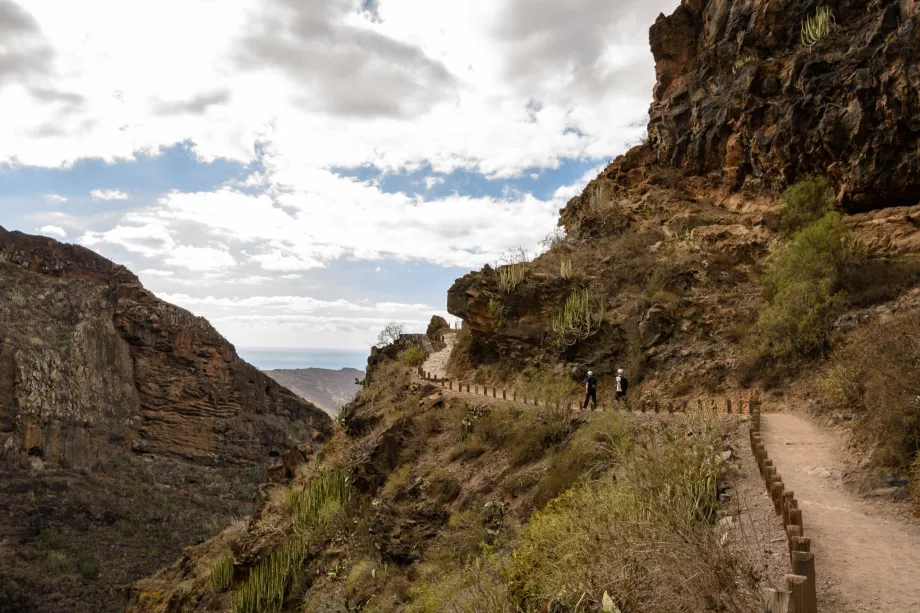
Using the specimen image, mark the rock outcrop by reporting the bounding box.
[600,0,920,212]
[425,314,450,336]
[0,226,331,472]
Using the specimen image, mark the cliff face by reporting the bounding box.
[0,226,332,613]
[611,0,920,211]
[0,226,331,471]
[448,0,920,391]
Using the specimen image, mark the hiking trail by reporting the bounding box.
[420,332,456,379]
[761,412,920,612]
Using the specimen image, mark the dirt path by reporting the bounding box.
[421,332,456,379]
[761,413,920,612]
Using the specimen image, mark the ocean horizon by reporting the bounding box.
[237,347,369,372]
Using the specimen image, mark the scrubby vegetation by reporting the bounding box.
[750,177,847,362]
[801,6,834,48]
[825,310,920,470]
[404,413,751,613]
[398,346,426,368]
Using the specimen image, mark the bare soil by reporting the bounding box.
[761,412,920,612]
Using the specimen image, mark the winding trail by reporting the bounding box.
[420,331,456,379]
[761,413,920,612]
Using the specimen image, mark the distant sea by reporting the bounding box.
[237,347,368,372]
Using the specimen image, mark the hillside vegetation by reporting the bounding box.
[129,344,760,612]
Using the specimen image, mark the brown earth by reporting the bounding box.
[0,226,332,612]
[761,412,920,612]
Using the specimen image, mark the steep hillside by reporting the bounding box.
[448,0,920,401]
[128,343,764,613]
[264,368,364,416]
[127,1,920,612]
[0,227,332,612]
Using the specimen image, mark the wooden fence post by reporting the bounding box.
[466,383,470,393]
[502,389,506,400]
[762,589,790,613]
[782,491,794,526]
[772,481,785,514]
[493,387,497,398]
[791,552,817,613]
[786,525,802,558]
[668,401,674,414]
[791,536,811,553]
[726,397,732,413]
[784,575,808,613]
[654,399,660,413]
[512,390,516,401]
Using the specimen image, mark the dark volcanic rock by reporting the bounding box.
[596,0,920,212]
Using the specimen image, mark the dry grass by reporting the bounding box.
[825,310,920,468]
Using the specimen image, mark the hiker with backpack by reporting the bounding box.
[583,370,598,411]
[615,369,628,406]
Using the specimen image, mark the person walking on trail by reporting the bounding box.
[583,371,598,411]
[615,369,628,404]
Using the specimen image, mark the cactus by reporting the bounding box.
[801,6,834,48]
[560,258,573,280]
[551,288,606,345]
[498,261,525,293]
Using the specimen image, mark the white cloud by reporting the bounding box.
[155,292,447,348]
[43,193,67,203]
[164,246,237,271]
[139,269,174,277]
[39,225,67,238]
[375,266,381,273]
[90,189,130,200]
[424,176,444,189]
[0,0,674,176]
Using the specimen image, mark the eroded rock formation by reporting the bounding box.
[0,226,331,471]
[605,0,920,211]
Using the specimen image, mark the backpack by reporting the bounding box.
[620,377,629,393]
[587,377,597,392]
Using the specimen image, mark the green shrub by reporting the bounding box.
[398,346,426,368]
[75,553,100,581]
[515,368,579,410]
[825,310,920,469]
[753,211,847,359]
[382,464,413,499]
[497,247,528,293]
[210,553,235,593]
[510,426,742,612]
[551,288,606,346]
[115,518,136,537]
[780,175,834,232]
[534,413,632,507]
[287,470,352,532]
[498,263,525,293]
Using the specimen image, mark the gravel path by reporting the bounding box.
[762,412,920,612]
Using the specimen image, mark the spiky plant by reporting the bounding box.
[498,262,526,293]
[560,258,573,280]
[287,469,353,532]
[210,553,234,593]
[551,288,606,346]
[801,6,834,48]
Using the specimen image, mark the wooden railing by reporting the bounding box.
[750,404,818,613]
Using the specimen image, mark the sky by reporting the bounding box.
[0,0,679,355]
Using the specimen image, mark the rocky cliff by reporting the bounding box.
[448,0,920,391]
[0,226,332,612]
[606,0,920,211]
[0,226,331,471]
